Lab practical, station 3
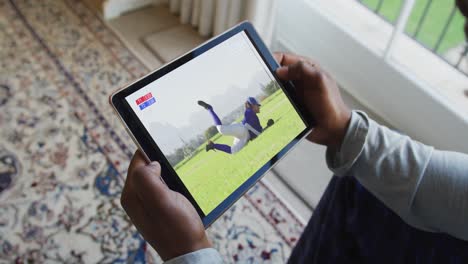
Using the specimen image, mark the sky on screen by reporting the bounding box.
[126,32,275,153]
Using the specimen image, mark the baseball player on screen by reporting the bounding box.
[197,97,274,154]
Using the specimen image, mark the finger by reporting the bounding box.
[122,151,152,216]
[273,52,283,63]
[130,161,171,207]
[276,60,321,81]
[274,52,303,67]
[128,150,148,176]
[121,173,161,246]
[274,52,323,71]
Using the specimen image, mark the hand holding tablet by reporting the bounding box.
[273,53,351,151]
[121,151,211,261]
[113,21,351,260]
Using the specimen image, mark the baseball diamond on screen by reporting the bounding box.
[125,31,306,214]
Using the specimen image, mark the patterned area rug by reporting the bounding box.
[0,0,304,262]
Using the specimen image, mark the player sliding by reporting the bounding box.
[197,97,273,154]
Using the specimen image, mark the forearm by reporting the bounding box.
[412,150,468,240]
[327,111,468,240]
[327,111,434,221]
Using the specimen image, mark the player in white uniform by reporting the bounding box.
[197,97,267,154]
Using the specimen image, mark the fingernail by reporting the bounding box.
[148,161,160,168]
[148,161,161,170]
[276,67,287,75]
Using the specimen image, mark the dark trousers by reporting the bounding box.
[288,176,468,264]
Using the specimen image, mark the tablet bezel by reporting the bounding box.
[110,21,314,227]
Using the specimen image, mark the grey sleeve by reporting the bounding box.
[326,111,468,241]
[164,248,223,264]
[413,150,468,240]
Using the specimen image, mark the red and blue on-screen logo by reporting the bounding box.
[135,92,156,110]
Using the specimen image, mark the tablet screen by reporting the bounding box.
[125,31,306,214]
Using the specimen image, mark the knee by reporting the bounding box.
[230,147,240,154]
[216,125,224,134]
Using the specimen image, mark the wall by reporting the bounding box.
[275,0,468,154]
[103,0,167,19]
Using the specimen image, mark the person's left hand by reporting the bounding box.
[121,151,211,261]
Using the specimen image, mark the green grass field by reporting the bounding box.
[174,89,306,214]
[361,0,465,54]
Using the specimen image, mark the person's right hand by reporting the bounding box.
[274,52,351,151]
[121,151,211,261]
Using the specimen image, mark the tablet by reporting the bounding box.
[110,21,314,227]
